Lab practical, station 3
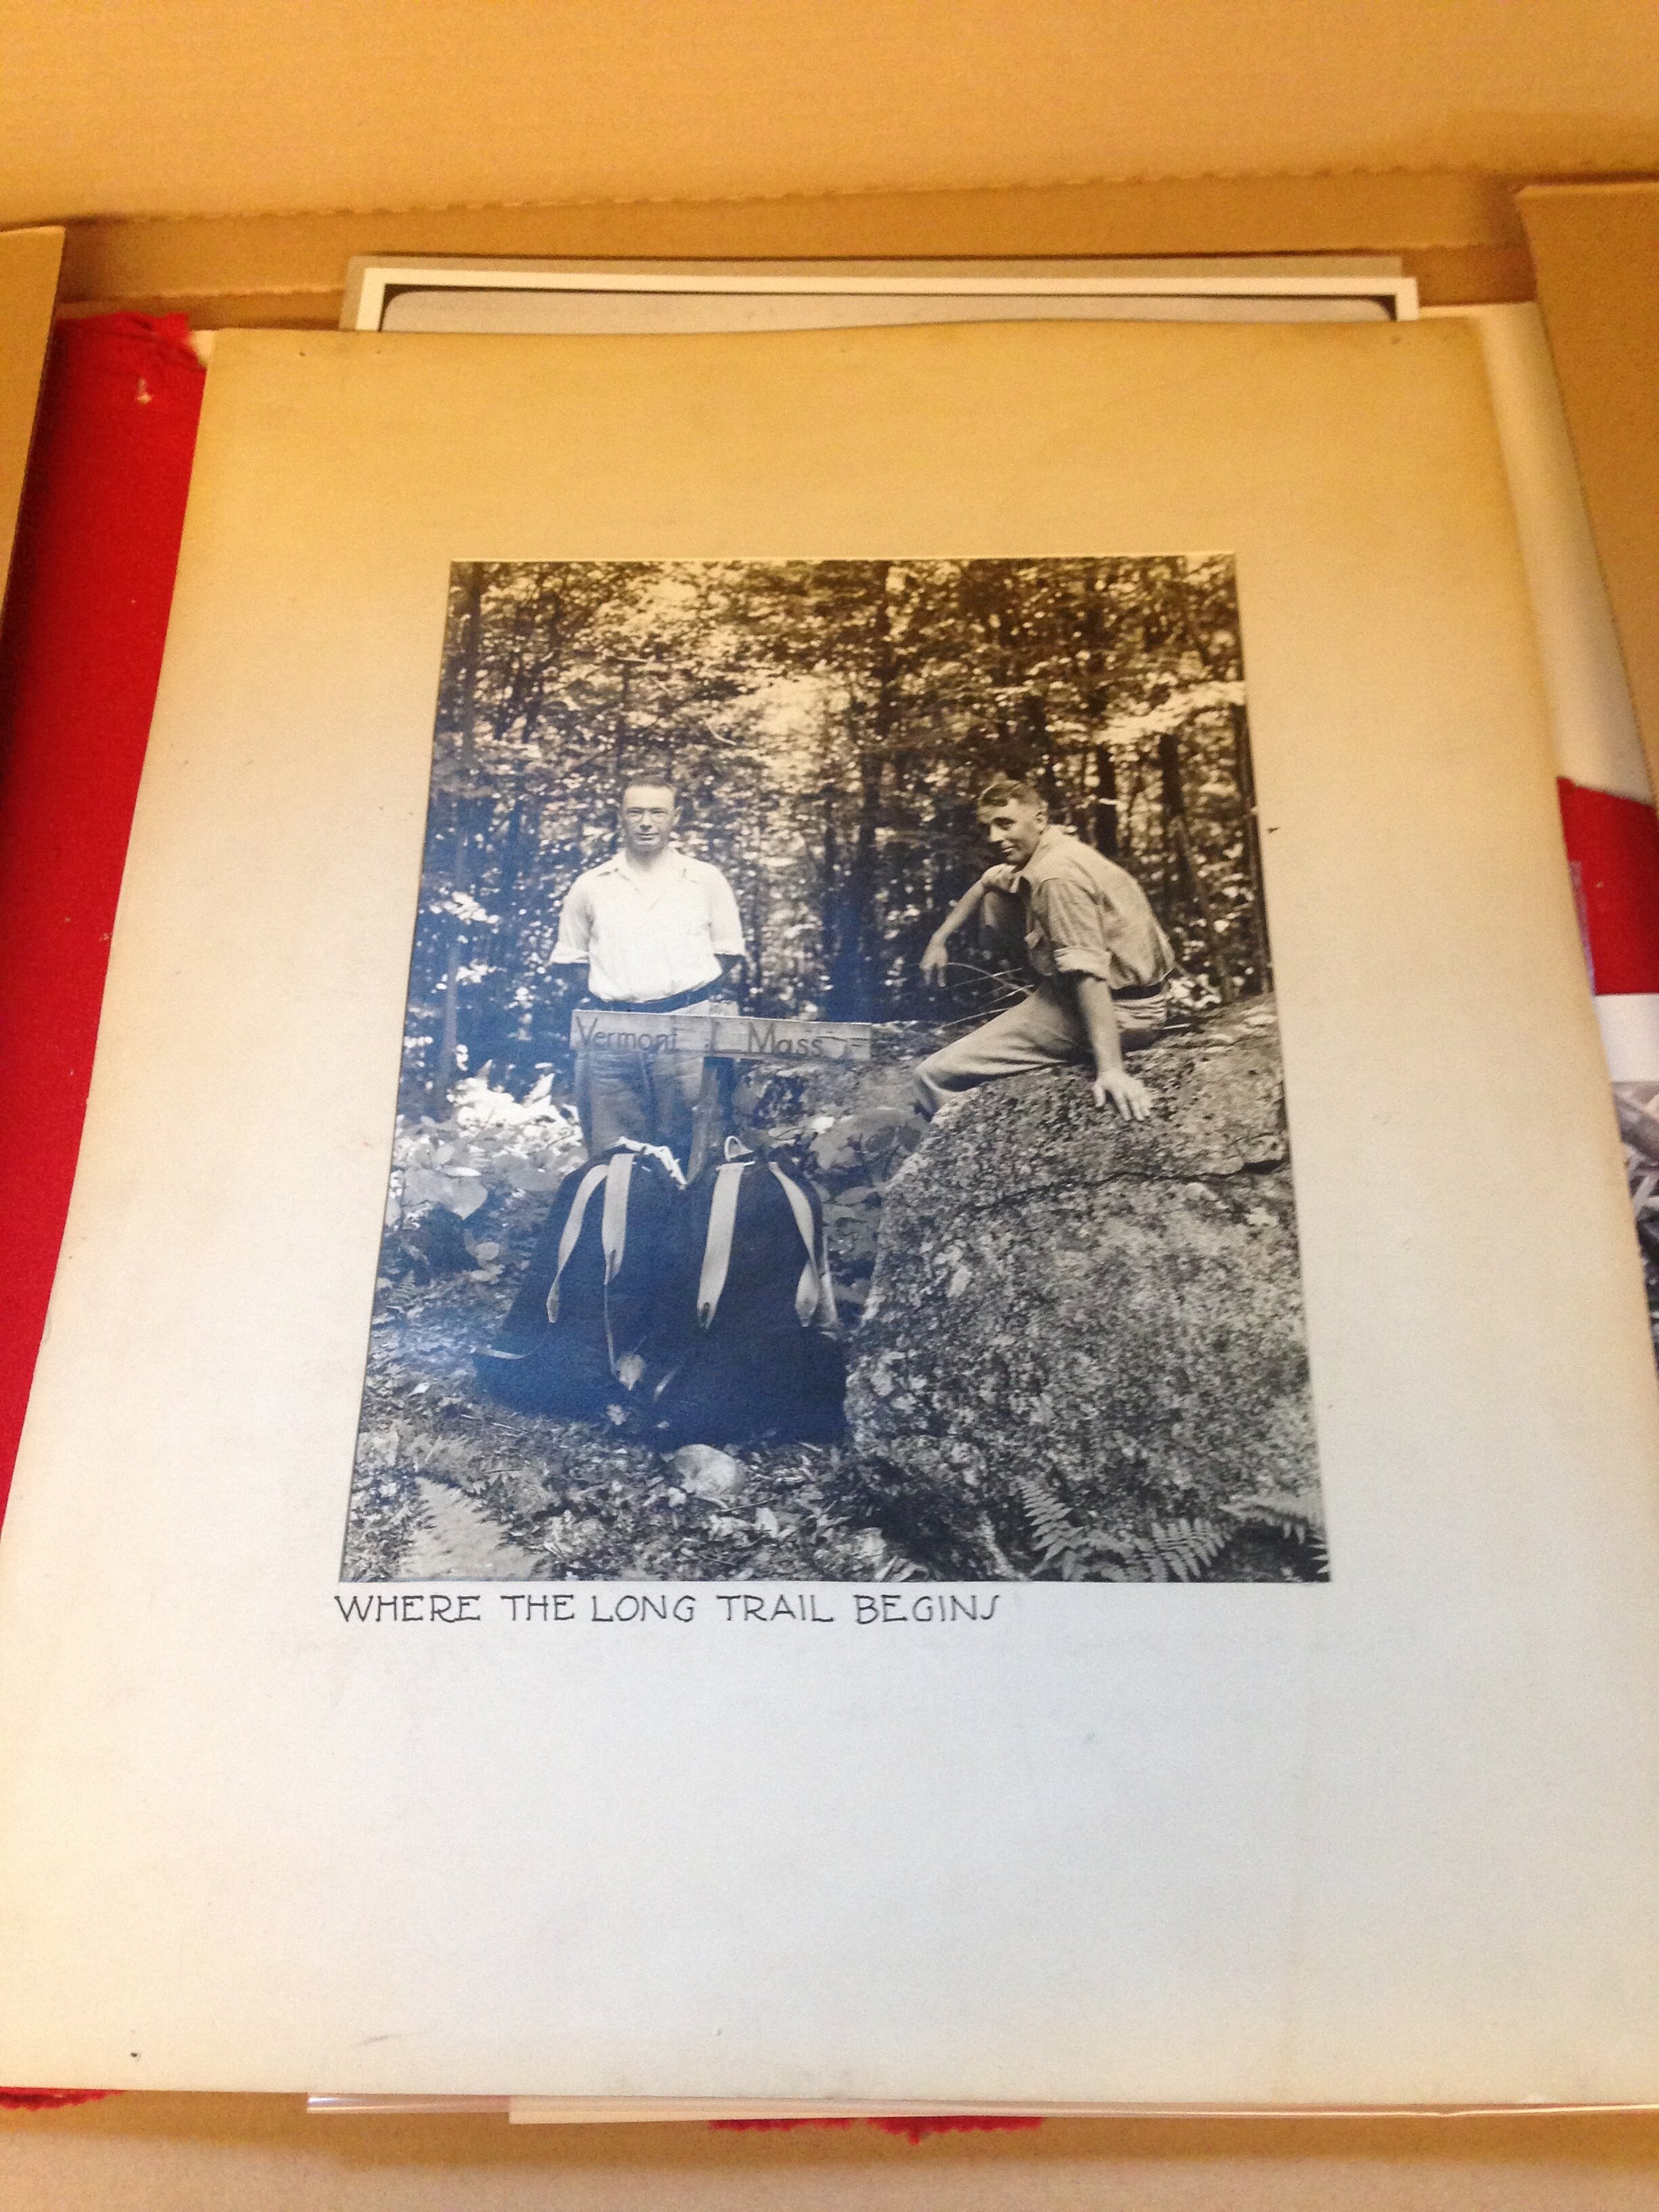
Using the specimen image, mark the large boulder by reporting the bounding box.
[846,998,1324,1581]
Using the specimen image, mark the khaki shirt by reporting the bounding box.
[995,827,1174,991]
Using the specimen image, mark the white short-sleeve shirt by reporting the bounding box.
[551,848,747,1004]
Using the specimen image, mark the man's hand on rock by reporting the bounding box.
[1092,1069,1152,1121]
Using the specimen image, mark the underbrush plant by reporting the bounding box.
[1012,1474,1327,1583]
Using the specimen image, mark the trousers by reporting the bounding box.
[575,1002,714,1166]
[914,979,1166,1115]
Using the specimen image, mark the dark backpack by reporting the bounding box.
[474,1142,681,1419]
[641,1149,846,1448]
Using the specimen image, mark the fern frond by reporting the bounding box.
[1147,1516,1230,1582]
[1015,1475,1084,1561]
[1083,1528,1172,1580]
[1227,1490,1330,1576]
[1227,1489,1319,1537]
[875,1551,925,1582]
[1054,1517,1230,1582]
[1020,1488,1247,1584]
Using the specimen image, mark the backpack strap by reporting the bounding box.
[600,1150,634,1285]
[696,1160,750,1330]
[612,1137,685,1189]
[694,1159,841,1335]
[768,1164,840,1333]
[598,1149,641,1376]
[544,1160,608,1323]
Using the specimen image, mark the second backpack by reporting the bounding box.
[474,1141,680,1419]
[640,1149,846,1448]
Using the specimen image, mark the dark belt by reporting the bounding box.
[1115,979,1168,1002]
[578,983,718,1016]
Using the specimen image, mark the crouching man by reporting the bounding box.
[916,775,1174,1122]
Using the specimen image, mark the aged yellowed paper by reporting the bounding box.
[0,321,1656,2102]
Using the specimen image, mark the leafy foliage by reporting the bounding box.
[1224,1489,1330,1578]
[1014,1473,1082,1563]
[1616,1081,1659,1370]
[403,556,1267,1109]
[344,1030,1328,1584]
[1013,1475,1326,1584]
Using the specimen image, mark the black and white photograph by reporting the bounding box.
[342,556,1326,1583]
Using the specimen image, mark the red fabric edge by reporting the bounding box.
[0,313,204,1525]
[0,309,203,2112]
[1555,777,1659,996]
[712,2115,1044,2140]
[0,2089,117,2110]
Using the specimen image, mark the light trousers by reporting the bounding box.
[914,979,1166,1116]
[575,998,718,1166]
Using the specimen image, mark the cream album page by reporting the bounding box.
[0,319,1656,2104]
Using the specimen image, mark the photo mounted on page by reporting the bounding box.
[342,558,1326,1585]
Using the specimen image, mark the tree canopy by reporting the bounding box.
[402,556,1269,1106]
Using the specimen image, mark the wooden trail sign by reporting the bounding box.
[570,1007,876,1176]
[571,1008,872,1065]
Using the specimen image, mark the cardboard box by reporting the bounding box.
[3,9,1659,2192]
[0,226,62,601]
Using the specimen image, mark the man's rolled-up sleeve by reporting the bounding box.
[550,880,592,964]
[1031,878,1118,983]
[708,870,747,958]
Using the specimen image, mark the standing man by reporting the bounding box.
[552,764,747,1166]
[915,774,1174,1122]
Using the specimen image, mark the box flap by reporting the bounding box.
[1521,182,1659,800]
[0,226,63,604]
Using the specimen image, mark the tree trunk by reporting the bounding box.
[749,863,769,1007]
[827,565,895,1016]
[475,794,528,1078]
[1231,701,1270,992]
[1162,720,1238,1004]
[828,751,884,1015]
[1025,690,1051,806]
[1172,815,1237,1005]
[1090,743,1119,855]
[1078,572,1124,853]
[819,785,840,1000]
[428,563,485,1109]
[615,662,632,772]
[1158,722,1185,914]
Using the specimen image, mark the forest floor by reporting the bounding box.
[342,1008,1322,1585]
[344,1022,975,1583]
